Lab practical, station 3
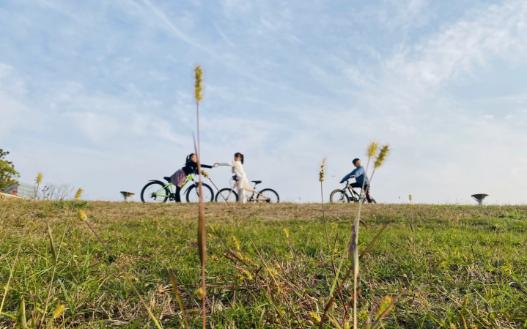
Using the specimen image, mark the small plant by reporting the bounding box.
[34,172,43,199]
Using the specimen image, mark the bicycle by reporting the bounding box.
[329,178,376,204]
[140,172,214,203]
[215,178,280,203]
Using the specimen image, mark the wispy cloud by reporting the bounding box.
[139,0,208,52]
[1,0,527,203]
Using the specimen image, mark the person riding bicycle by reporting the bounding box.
[340,158,374,203]
[166,153,217,203]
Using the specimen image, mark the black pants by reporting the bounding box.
[351,183,373,203]
[175,186,182,203]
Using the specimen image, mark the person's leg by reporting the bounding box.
[237,187,246,203]
[351,183,372,203]
[364,184,373,203]
[175,186,182,203]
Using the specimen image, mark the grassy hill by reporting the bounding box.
[1,200,526,328]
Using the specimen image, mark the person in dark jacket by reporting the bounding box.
[167,153,216,202]
[340,158,374,203]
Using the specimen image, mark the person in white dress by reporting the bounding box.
[232,152,254,203]
[217,152,253,203]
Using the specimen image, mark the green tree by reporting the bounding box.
[0,148,19,190]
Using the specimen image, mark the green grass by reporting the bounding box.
[1,200,526,328]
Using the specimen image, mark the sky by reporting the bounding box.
[1,0,527,204]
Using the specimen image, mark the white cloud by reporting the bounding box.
[384,0,527,94]
[0,64,28,139]
[2,0,527,204]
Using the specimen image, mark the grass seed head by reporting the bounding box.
[36,172,43,185]
[74,188,84,200]
[78,209,88,221]
[318,158,327,182]
[240,268,253,280]
[367,142,379,159]
[374,145,390,169]
[308,311,321,324]
[196,287,206,300]
[194,65,203,103]
[53,304,66,319]
[231,236,241,251]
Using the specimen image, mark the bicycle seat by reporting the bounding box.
[251,180,262,185]
[163,176,172,182]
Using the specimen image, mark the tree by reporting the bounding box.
[0,148,19,190]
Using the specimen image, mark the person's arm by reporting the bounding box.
[340,171,353,183]
[200,164,213,169]
[340,167,361,183]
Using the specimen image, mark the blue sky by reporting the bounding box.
[1,0,527,203]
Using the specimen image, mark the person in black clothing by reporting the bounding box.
[166,153,216,202]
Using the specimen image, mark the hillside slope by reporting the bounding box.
[1,201,526,328]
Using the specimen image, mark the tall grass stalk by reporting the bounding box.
[319,158,327,217]
[17,297,28,329]
[78,209,108,250]
[319,158,330,253]
[349,142,378,329]
[169,272,190,328]
[128,277,164,329]
[0,244,21,316]
[39,222,68,328]
[351,144,389,328]
[193,64,207,329]
[321,143,378,327]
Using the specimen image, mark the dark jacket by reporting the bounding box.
[182,161,212,176]
[340,166,369,186]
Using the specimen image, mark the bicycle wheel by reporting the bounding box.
[185,183,214,203]
[330,189,349,203]
[255,188,280,203]
[141,181,170,203]
[215,188,238,202]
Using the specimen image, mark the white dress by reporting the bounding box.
[217,160,253,203]
[232,160,252,191]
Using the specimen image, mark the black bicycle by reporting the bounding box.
[140,173,214,203]
[215,178,279,203]
[329,178,376,204]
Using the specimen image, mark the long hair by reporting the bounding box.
[234,152,244,164]
[186,153,196,165]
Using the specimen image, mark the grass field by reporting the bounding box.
[1,200,526,328]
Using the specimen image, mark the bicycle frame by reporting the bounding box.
[159,174,198,198]
[227,179,267,202]
[342,180,363,202]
